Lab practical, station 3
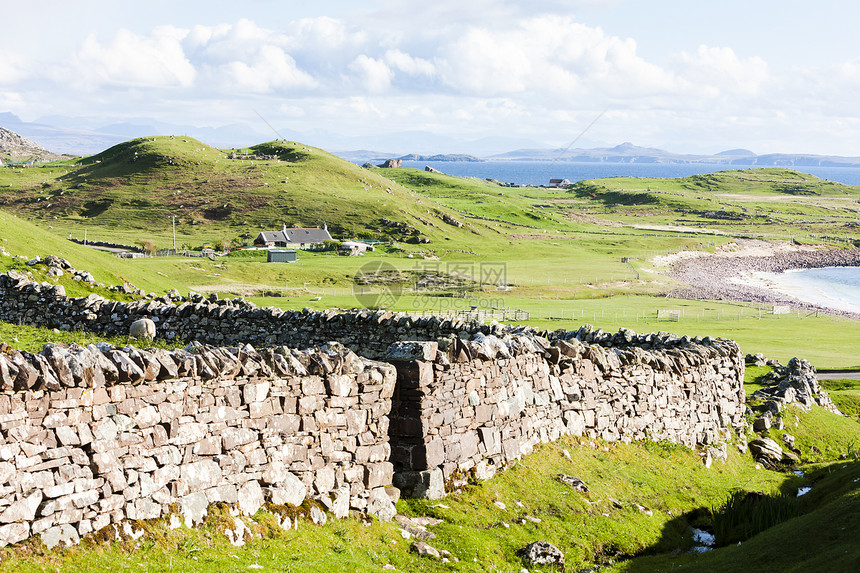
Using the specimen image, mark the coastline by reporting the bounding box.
[658,240,860,319]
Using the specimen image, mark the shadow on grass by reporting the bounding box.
[619,460,860,573]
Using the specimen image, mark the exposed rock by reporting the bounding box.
[748,437,784,467]
[557,474,588,492]
[752,358,843,415]
[367,487,397,522]
[518,540,565,568]
[41,524,80,549]
[411,540,441,559]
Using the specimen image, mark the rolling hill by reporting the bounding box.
[0,136,490,249]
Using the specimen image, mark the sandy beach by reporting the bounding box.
[657,240,860,318]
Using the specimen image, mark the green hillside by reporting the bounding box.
[1,141,859,367]
[0,136,488,249]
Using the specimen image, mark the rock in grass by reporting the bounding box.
[41,524,79,549]
[557,474,588,492]
[749,437,784,466]
[411,540,441,559]
[518,540,565,568]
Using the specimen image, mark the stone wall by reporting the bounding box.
[386,333,744,497]
[0,269,748,542]
[0,341,396,547]
[0,272,497,360]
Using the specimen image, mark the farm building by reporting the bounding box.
[548,178,571,188]
[266,249,297,263]
[254,223,333,249]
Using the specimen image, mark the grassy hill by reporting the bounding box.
[0,141,859,571]
[0,136,490,250]
[1,141,859,368]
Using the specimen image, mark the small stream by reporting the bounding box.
[689,528,715,553]
[688,468,811,553]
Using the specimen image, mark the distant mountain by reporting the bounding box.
[489,143,860,167]
[396,153,482,162]
[330,150,402,163]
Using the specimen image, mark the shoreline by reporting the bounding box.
[660,240,860,319]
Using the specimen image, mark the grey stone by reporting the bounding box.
[268,472,307,507]
[394,469,445,500]
[519,540,565,567]
[385,341,438,362]
[749,437,784,466]
[180,492,209,527]
[557,474,588,492]
[0,490,42,523]
[0,523,29,546]
[237,481,264,516]
[411,540,441,559]
[179,460,222,494]
[367,487,397,522]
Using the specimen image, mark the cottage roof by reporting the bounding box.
[255,225,333,244]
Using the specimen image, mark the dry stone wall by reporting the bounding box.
[0,273,497,360]
[0,341,396,547]
[0,269,748,541]
[386,333,744,497]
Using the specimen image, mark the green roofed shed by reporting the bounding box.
[266,249,297,263]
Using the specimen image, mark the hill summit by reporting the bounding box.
[0,126,66,162]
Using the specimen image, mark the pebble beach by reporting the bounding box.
[660,240,860,318]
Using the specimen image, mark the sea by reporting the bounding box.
[390,160,860,313]
[757,267,860,314]
[395,160,860,186]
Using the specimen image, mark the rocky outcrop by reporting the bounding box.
[752,357,842,414]
[519,541,565,568]
[0,127,66,162]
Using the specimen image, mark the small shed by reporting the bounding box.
[267,249,297,263]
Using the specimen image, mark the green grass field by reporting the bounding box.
[1,140,860,571]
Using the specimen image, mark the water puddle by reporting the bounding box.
[690,528,715,553]
[797,487,812,497]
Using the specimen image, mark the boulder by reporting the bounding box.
[41,524,80,549]
[367,487,397,522]
[129,318,156,341]
[518,541,565,568]
[411,541,441,559]
[749,437,784,467]
[267,472,307,507]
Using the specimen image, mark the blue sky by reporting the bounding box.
[3,0,860,155]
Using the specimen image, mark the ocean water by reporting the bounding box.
[381,159,860,312]
[762,267,860,314]
[396,160,860,186]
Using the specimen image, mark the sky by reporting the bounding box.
[3,0,860,155]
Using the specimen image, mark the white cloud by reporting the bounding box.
[676,45,770,97]
[70,26,196,89]
[384,50,435,77]
[218,45,316,93]
[0,58,28,86]
[436,16,677,101]
[348,55,393,93]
